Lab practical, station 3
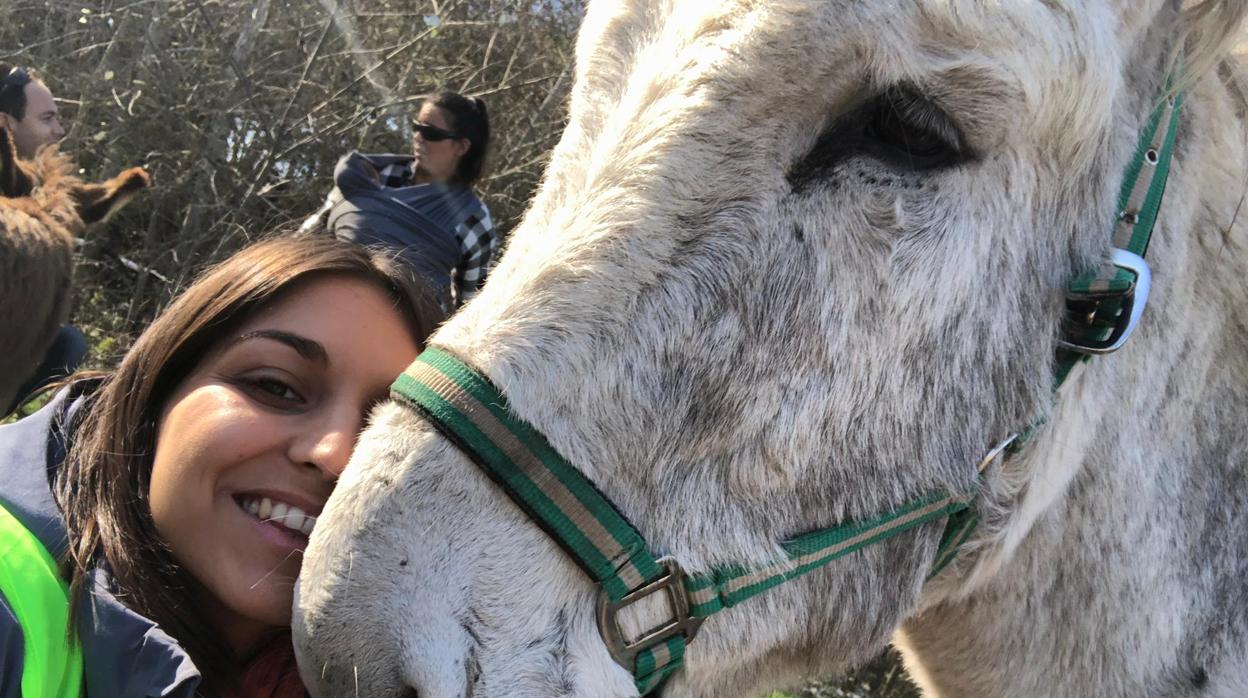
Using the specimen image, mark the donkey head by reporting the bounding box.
[295,2,1243,696]
[0,125,149,235]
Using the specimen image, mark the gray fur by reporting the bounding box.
[294,2,1248,696]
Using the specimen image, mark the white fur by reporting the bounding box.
[295,2,1248,696]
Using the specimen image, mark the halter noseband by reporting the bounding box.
[393,348,979,693]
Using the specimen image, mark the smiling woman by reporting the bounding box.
[0,235,443,697]
[145,274,425,657]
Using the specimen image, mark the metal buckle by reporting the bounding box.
[1058,248,1152,355]
[596,558,704,669]
[976,433,1019,473]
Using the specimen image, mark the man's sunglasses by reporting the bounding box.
[412,121,460,142]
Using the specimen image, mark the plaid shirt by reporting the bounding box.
[377,161,497,306]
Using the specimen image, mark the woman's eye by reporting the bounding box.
[241,376,304,404]
[862,89,964,170]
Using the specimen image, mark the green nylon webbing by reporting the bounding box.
[1115,92,1183,255]
[927,508,979,580]
[392,347,971,694]
[683,491,969,617]
[634,636,684,694]
[1072,89,1182,294]
[0,503,83,698]
[985,81,1183,607]
[394,359,663,603]
[1057,86,1183,383]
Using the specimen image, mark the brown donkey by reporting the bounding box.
[0,127,148,411]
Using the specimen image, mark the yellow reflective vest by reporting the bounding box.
[0,502,82,697]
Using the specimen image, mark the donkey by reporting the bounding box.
[294,1,1248,696]
[0,127,148,411]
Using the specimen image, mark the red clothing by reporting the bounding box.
[240,633,307,698]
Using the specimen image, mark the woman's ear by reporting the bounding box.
[454,138,471,159]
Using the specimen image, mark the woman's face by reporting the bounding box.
[411,103,470,184]
[148,276,421,654]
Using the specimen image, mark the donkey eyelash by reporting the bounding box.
[861,87,967,169]
[786,85,969,192]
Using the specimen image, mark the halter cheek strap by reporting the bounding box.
[928,82,1184,578]
[1057,88,1183,370]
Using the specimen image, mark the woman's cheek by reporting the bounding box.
[148,385,267,537]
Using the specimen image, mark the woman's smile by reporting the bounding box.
[234,491,320,551]
[236,493,318,539]
[148,276,420,653]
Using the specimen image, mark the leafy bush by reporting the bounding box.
[3,0,582,356]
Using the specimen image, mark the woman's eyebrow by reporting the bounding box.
[234,329,329,364]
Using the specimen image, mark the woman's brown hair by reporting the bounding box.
[56,234,443,696]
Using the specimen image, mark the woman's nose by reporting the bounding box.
[312,431,353,477]
[292,410,360,478]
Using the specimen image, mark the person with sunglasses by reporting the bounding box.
[0,64,65,159]
[302,91,497,310]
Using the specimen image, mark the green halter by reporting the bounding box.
[390,81,1183,695]
[394,349,975,693]
[1056,87,1184,377]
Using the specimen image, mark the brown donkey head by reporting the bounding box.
[0,124,149,234]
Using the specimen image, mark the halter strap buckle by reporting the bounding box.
[596,558,704,668]
[1058,248,1152,355]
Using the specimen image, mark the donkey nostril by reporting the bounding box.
[400,688,419,698]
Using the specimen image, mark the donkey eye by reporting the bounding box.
[786,86,969,192]
[862,88,966,170]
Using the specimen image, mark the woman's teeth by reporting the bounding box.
[241,496,316,537]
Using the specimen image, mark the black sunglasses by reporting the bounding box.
[412,121,459,142]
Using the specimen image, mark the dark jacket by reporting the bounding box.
[0,389,200,697]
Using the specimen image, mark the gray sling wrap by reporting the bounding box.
[327,152,483,307]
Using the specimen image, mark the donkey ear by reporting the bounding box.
[75,167,150,224]
[0,126,33,198]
